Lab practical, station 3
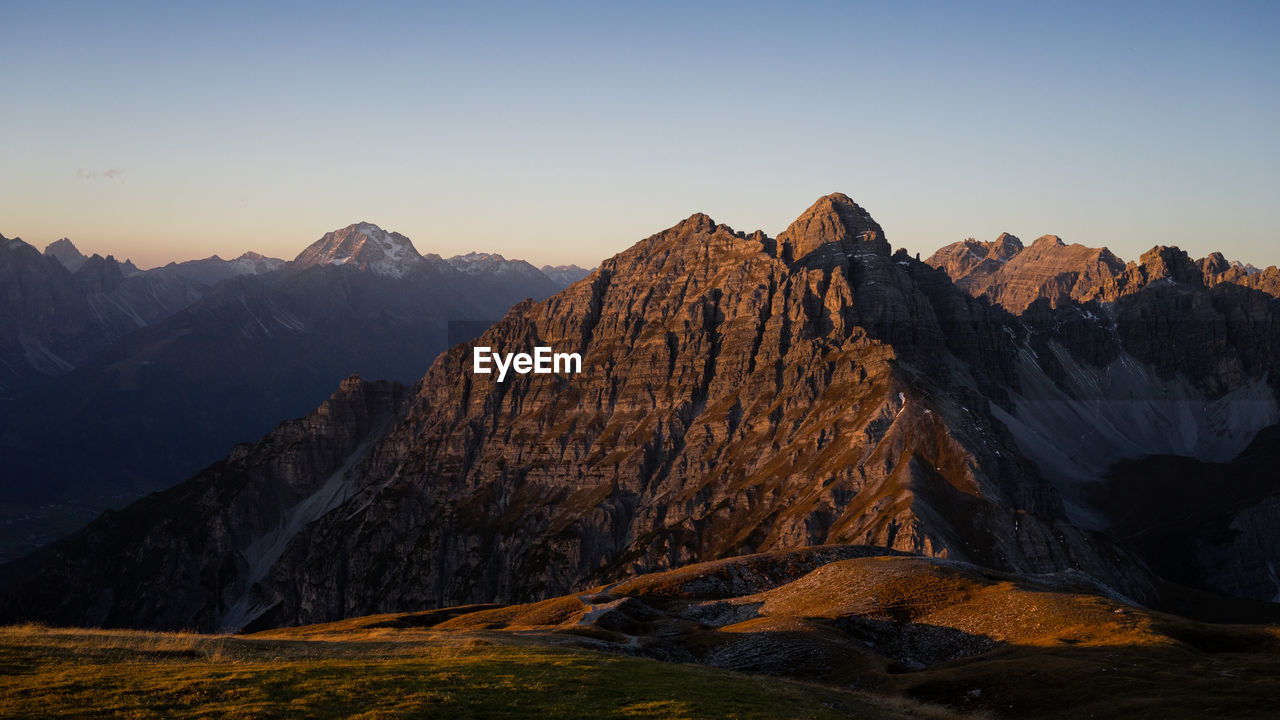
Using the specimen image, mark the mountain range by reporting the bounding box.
[0,225,587,560]
[3,193,1276,635]
[926,232,1280,313]
[0,234,262,397]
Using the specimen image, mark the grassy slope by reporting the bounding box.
[0,625,965,720]
[278,553,1280,720]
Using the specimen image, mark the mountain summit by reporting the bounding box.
[778,192,889,262]
[294,222,424,277]
[43,238,89,272]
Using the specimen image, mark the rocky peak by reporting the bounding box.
[447,252,512,274]
[44,238,87,272]
[992,232,1024,258]
[926,232,1134,312]
[293,222,424,278]
[227,252,284,275]
[923,233,1023,293]
[540,264,591,287]
[1198,252,1230,276]
[777,192,889,263]
[1135,245,1202,285]
[2,234,29,252]
[336,372,368,394]
[677,212,717,235]
[72,254,126,294]
[1197,255,1280,298]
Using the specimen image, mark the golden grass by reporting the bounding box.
[0,624,975,720]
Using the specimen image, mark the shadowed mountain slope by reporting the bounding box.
[0,223,570,561]
[0,236,216,396]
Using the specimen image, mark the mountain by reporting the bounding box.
[0,236,282,397]
[1197,251,1280,297]
[927,231,1280,600]
[448,252,561,294]
[9,194,1278,633]
[153,251,285,286]
[0,223,572,561]
[1,235,101,386]
[540,264,592,286]
[1,236,199,395]
[927,233,1280,313]
[294,221,423,277]
[43,237,89,272]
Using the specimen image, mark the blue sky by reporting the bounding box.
[2,1,1276,268]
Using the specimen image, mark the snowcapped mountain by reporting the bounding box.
[448,251,513,274]
[540,264,591,286]
[230,252,285,273]
[293,222,424,278]
[157,251,285,286]
[446,251,554,284]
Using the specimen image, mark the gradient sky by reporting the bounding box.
[2,1,1277,269]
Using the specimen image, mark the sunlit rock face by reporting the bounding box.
[5,193,1280,633]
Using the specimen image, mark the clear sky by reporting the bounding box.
[2,1,1277,269]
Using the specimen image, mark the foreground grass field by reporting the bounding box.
[0,624,967,719]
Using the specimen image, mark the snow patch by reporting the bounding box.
[302,222,425,277]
